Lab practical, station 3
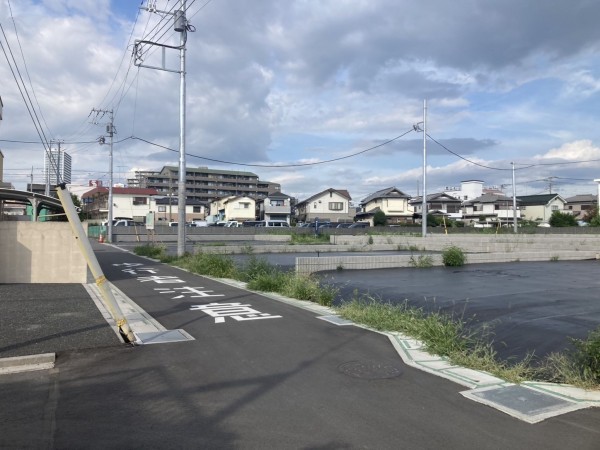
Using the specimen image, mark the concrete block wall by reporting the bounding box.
[0,222,87,283]
[296,251,600,275]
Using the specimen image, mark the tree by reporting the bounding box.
[548,210,577,227]
[373,210,387,226]
[582,206,600,226]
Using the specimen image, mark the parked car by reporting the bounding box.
[349,222,370,228]
[187,221,208,227]
[256,220,290,227]
[317,222,334,229]
[168,222,178,227]
[241,220,259,227]
[224,221,240,227]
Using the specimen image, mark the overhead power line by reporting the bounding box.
[130,129,414,167]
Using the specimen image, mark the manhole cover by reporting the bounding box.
[338,360,403,379]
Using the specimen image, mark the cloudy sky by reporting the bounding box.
[1,0,600,203]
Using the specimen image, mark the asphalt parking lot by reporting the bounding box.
[317,260,600,362]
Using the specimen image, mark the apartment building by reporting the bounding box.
[128,166,280,204]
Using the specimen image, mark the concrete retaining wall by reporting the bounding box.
[296,251,600,274]
[0,222,88,283]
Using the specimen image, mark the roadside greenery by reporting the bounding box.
[133,243,599,388]
[290,233,330,245]
[373,210,387,226]
[549,210,578,227]
[409,254,434,268]
[337,296,600,388]
[441,245,466,266]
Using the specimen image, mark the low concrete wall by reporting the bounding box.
[296,251,600,274]
[0,222,87,283]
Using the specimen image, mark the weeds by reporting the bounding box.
[442,245,466,267]
[409,254,434,268]
[290,233,330,245]
[173,252,237,278]
[550,255,560,261]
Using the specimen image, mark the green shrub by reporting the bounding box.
[442,246,466,266]
[570,326,600,382]
[549,210,577,227]
[373,210,387,226]
[238,256,276,282]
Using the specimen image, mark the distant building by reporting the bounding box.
[356,187,413,225]
[128,165,280,204]
[256,192,292,223]
[295,188,353,223]
[516,194,567,224]
[564,194,597,220]
[44,147,72,186]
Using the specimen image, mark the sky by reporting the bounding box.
[1,0,600,204]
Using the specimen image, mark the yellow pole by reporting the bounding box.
[56,184,135,343]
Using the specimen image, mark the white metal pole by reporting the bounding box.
[595,179,600,215]
[512,162,517,233]
[421,99,427,237]
[177,0,187,257]
[108,110,114,243]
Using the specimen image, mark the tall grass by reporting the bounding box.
[335,296,594,385]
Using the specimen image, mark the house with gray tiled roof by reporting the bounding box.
[295,188,353,223]
[516,193,567,224]
[355,187,413,225]
[564,194,597,220]
[409,192,463,220]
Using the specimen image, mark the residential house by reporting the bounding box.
[564,194,597,220]
[355,187,412,225]
[82,187,159,222]
[154,197,208,223]
[462,193,520,226]
[209,196,256,222]
[409,192,463,221]
[256,192,292,223]
[295,188,353,223]
[516,194,567,224]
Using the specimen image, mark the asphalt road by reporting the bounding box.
[1,245,599,448]
[318,261,600,362]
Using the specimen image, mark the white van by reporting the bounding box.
[257,220,290,228]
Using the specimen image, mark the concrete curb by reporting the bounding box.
[0,353,55,375]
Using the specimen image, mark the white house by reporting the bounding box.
[210,196,256,222]
[462,193,520,226]
[295,188,353,223]
[356,187,412,225]
[256,192,292,223]
[516,194,567,224]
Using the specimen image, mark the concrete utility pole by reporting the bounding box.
[92,108,114,243]
[134,0,191,256]
[595,179,600,214]
[512,162,518,233]
[412,101,428,236]
[422,100,427,236]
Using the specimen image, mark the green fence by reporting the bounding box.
[88,225,106,238]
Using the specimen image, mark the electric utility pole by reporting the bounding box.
[134,0,193,257]
[512,162,518,233]
[413,100,427,237]
[91,108,114,243]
